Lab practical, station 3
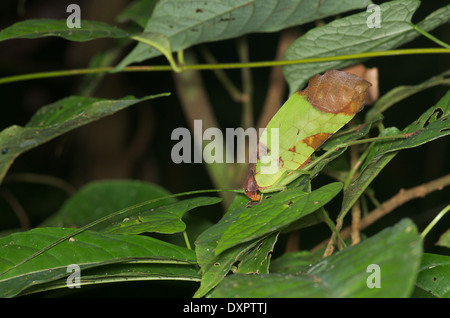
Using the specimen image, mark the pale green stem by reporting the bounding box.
[177,50,185,66]
[409,23,450,49]
[321,208,347,249]
[1,48,449,85]
[198,45,243,102]
[343,142,374,190]
[303,133,410,173]
[421,204,450,240]
[183,231,192,250]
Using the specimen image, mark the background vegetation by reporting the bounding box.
[0,0,448,297]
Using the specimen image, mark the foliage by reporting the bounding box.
[0,0,449,298]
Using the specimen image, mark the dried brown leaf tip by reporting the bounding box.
[341,64,379,104]
[298,70,372,115]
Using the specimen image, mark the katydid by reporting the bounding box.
[243,70,372,201]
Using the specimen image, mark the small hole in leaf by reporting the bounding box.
[440,128,450,133]
[433,277,437,281]
[424,108,444,128]
[257,241,265,250]
[214,262,220,267]
[265,195,272,200]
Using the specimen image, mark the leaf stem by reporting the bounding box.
[304,133,410,173]
[198,45,243,102]
[321,208,347,249]
[409,23,450,49]
[312,174,450,251]
[183,231,192,250]
[421,204,450,240]
[1,48,449,85]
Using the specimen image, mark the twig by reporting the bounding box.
[4,173,76,196]
[349,144,361,246]
[198,45,243,102]
[237,36,253,130]
[313,174,450,251]
[0,189,30,230]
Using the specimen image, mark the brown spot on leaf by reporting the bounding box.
[298,70,371,115]
[279,156,285,168]
[297,157,311,169]
[301,132,332,150]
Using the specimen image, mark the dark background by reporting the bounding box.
[0,0,448,297]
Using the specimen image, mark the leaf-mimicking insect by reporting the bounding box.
[243,70,372,201]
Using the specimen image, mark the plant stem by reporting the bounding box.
[421,204,450,240]
[321,208,347,249]
[409,23,450,49]
[183,231,192,250]
[1,48,449,85]
[312,174,450,251]
[303,133,411,173]
[4,173,76,195]
[237,36,253,130]
[198,45,243,102]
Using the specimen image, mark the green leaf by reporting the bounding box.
[413,253,450,298]
[193,193,270,297]
[0,94,169,185]
[339,129,400,219]
[115,0,371,69]
[40,180,176,228]
[102,196,222,235]
[130,32,181,72]
[283,0,450,93]
[235,232,278,274]
[21,263,200,296]
[209,219,422,297]
[340,90,450,219]
[117,0,158,29]
[269,249,324,274]
[437,229,450,248]
[321,121,374,151]
[365,70,450,123]
[0,228,196,298]
[217,182,343,255]
[0,19,129,42]
[364,90,450,158]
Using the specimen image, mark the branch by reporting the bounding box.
[313,173,450,251]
